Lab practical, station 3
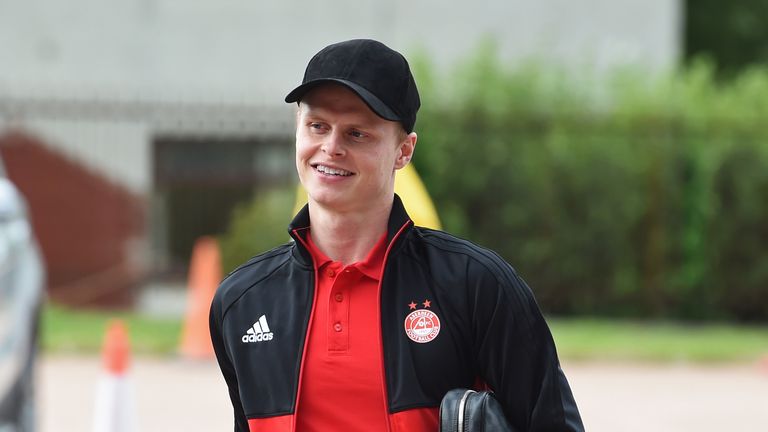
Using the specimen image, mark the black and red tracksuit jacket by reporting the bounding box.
[209,195,584,431]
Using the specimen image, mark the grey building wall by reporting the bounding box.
[0,0,681,192]
[2,0,681,103]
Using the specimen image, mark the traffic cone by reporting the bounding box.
[179,236,222,359]
[758,354,768,374]
[93,319,136,432]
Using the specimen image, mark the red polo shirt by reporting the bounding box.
[295,230,389,432]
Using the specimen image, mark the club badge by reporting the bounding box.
[404,299,441,343]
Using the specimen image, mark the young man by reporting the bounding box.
[210,39,584,432]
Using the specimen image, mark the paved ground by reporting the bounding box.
[566,361,768,431]
[38,355,768,431]
[38,356,231,432]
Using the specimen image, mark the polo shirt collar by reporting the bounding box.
[304,230,388,280]
[288,194,413,267]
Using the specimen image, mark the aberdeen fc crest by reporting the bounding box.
[404,299,441,343]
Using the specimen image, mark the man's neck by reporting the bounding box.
[308,198,392,265]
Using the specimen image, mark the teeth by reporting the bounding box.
[316,165,352,176]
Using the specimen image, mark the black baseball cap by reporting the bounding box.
[285,39,421,133]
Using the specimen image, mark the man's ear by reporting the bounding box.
[395,132,417,170]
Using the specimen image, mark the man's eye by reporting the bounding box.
[350,130,366,139]
[309,123,326,132]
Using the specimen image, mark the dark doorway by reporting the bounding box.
[152,135,292,276]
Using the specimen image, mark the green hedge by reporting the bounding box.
[219,187,294,274]
[412,46,768,321]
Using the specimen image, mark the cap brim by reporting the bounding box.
[284,78,400,122]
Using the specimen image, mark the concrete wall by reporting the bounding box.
[1,0,681,104]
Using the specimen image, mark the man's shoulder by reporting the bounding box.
[409,226,518,279]
[409,227,537,310]
[224,242,296,279]
[213,242,297,309]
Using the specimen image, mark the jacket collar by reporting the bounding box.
[288,194,413,266]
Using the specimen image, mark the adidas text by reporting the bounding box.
[242,332,273,343]
[242,314,274,343]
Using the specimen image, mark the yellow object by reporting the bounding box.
[293,164,442,229]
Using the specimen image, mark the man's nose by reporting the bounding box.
[321,130,345,156]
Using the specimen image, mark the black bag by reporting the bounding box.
[439,389,515,432]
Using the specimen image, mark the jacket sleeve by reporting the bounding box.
[209,296,250,432]
[469,258,584,431]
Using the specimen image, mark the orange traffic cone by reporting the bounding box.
[179,236,222,359]
[758,354,768,374]
[93,320,136,432]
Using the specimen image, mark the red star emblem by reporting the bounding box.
[422,299,431,308]
[408,301,417,310]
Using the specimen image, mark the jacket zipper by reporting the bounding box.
[291,229,318,432]
[376,220,413,432]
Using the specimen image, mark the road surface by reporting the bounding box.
[38,356,768,431]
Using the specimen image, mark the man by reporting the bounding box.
[210,39,584,432]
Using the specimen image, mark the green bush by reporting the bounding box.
[219,187,295,274]
[685,0,768,76]
[412,45,768,321]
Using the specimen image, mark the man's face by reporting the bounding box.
[295,83,415,213]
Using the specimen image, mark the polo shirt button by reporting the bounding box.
[327,269,336,277]
[333,322,342,332]
[334,293,343,302]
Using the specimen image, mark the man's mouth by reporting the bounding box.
[314,164,354,177]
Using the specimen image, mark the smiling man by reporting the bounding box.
[210,39,584,432]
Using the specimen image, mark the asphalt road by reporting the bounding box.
[38,356,768,431]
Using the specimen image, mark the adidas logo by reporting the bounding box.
[241,315,274,343]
